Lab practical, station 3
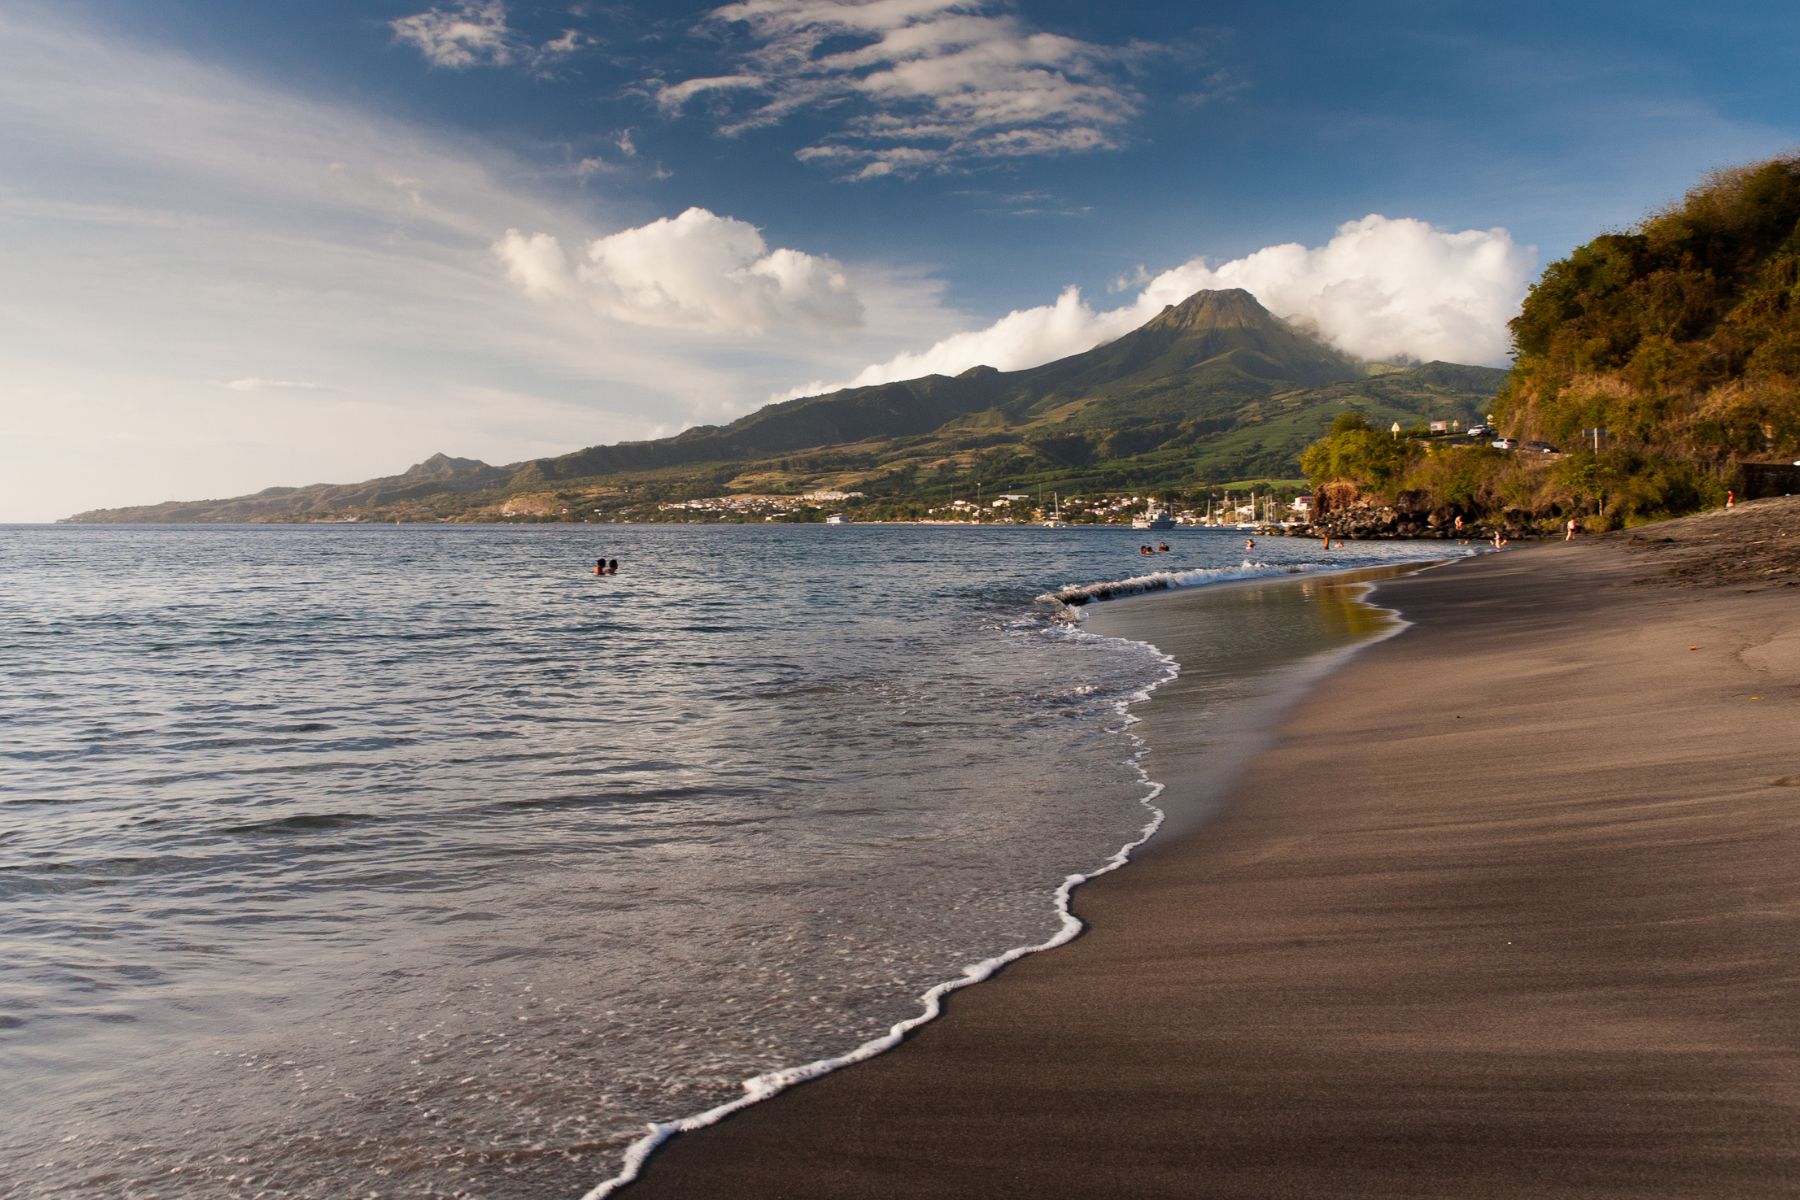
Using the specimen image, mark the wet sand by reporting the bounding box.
[617,497,1800,1199]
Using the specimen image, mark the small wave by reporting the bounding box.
[484,784,735,813]
[222,811,381,837]
[1040,560,1307,607]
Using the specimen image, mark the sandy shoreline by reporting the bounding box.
[618,497,1800,1199]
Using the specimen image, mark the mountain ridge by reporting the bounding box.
[64,289,1505,522]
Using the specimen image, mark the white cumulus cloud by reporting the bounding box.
[1134,215,1536,364]
[495,207,864,334]
[805,215,1532,395]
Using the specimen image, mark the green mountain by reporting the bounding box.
[65,289,1506,523]
[66,453,514,523]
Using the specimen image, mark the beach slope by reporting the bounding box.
[619,497,1800,1199]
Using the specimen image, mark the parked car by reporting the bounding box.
[1491,437,1518,450]
[1522,439,1559,453]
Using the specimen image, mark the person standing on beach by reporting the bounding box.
[1565,517,1578,541]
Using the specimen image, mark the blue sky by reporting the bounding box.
[3,0,1796,521]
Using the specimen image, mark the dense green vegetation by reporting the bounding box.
[1303,155,1800,530]
[1300,414,1722,529]
[1503,156,1800,461]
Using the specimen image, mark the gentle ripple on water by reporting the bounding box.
[0,522,1455,1197]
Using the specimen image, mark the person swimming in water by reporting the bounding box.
[607,558,619,575]
[595,558,606,575]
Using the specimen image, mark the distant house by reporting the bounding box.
[1292,494,1314,514]
[1429,420,1450,434]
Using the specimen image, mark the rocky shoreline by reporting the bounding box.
[1262,502,1532,542]
[1264,492,1798,551]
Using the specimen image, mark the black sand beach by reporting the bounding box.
[619,496,1800,1199]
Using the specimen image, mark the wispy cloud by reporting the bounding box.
[957,187,1093,218]
[658,0,1150,178]
[222,378,332,392]
[785,215,1534,397]
[392,0,515,68]
[495,208,864,334]
[391,1,587,73]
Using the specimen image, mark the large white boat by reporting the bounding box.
[1132,499,1175,531]
[1043,493,1069,528]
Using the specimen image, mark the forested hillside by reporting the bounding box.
[1501,155,1800,461]
[1301,155,1800,533]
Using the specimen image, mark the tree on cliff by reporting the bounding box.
[1298,412,1419,509]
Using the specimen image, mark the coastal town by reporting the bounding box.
[652,490,1312,526]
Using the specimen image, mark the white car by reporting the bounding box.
[1491,437,1518,450]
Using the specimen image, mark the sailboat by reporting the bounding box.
[1043,492,1069,528]
[1234,489,1259,530]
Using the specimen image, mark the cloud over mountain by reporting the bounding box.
[496,207,864,334]
[659,0,1152,179]
[801,215,1532,395]
[1136,215,1535,365]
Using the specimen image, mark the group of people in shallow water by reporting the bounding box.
[1138,542,1172,555]
[593,558,619,575]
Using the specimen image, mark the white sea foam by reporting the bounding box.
[579,627,1180,1200]
[1041,559,1310,607]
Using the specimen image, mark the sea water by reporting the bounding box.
[0,523,1454,1198]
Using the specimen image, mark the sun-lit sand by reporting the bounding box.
[620,497,1800,1199]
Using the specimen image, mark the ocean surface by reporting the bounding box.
[0,523,1459,1198]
